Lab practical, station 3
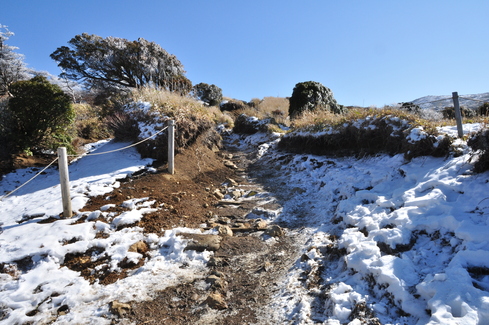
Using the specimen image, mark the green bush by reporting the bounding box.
[8,75,75,153]
[289,81,345,119]
[192,82,223,106]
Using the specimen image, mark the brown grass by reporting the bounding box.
[289,106,464,135]
[279,106,455,159]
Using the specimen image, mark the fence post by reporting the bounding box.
[57,147,72,218]
[168,120,175,174]
[452,92,464,138]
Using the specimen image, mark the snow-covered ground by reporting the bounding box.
[1,124,489,324]
[0,141,212,324]
[231,124,489,324]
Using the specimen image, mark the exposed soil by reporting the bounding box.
[26,134,299,324]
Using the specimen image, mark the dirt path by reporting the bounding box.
[84,135,303,324]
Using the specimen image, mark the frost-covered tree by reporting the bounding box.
[50,34,192,94]
[192,82,222,106]
[0,24,31,96]
[289,81,345,118]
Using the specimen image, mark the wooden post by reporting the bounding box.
[168,120,175,174]
[57,147,72,218]
[452,92,464,138]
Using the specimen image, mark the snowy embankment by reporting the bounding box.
[0,141,212,324]
[236,123,489,324]
[1,121,489,324]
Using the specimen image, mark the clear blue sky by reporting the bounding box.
[3,0,488,107]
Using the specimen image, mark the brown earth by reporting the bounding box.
[37,134,298,324]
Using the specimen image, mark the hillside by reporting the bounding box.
[1,118,489,324]
[411,92,489,110]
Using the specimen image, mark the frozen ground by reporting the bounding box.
[1,123,489,324]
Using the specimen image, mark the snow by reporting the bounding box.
[2,124,489,324]
[0,140,211,324]
[230,127,489,324]
[411,93,489,111]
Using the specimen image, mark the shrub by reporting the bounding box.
[106,111,139,141]
[8,76,75,153]
[192,82,223,106]
[442,106,475,119]
[220,99,248,113]
[123,87,224,163]
[289,81,345,119]
[74,103,111,140]
[233,114,276,134]
[477,102,489,116]
[399,102,421,115]
[468,129,489,173]
[0,96,14,158]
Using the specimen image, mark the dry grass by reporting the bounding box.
[129,87,233,127]
[279,106,456,159]
[73,103,112,140]
[289,106,469,135]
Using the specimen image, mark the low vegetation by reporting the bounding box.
[6,75,75,154]
[279,107,452,159]
[1,24,489,176]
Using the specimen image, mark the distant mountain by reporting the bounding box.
[410,92,489,110]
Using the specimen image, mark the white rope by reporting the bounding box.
[0,157,59,201]
[459,96,488,104]
[68,125,169,157]
[1,124,172,201]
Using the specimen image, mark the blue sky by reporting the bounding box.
[3,1,488,107]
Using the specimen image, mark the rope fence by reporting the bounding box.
[0,157,59,202]
[67,125,169,158]
[458,96,488,104]
[412,96,489,106]
[0,121,175,212]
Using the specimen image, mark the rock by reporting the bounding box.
[128,241,149,254]
[206,275,228,290]
[233,113,273,134]
[214,225,233,237]
[207,256,229,267]
[206,274,221,284]
[179,233,222,252]
[226,178,238,186]
[213,189,225,200]
[220,153,233,160]
[231,190,242,199]
[205,292,228,310]
[109,300,132,317]
[253,219,268,230]
[263,261,273,272]
[223,160,238,169]
[265,225,285,238]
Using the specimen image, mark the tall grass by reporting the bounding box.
[130,87,233,127]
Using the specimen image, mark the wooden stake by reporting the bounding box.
[57,147,72,218]
[168,120,175,174]
[452,92,464,138]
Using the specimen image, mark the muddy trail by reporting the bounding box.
[100,135,306,324]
